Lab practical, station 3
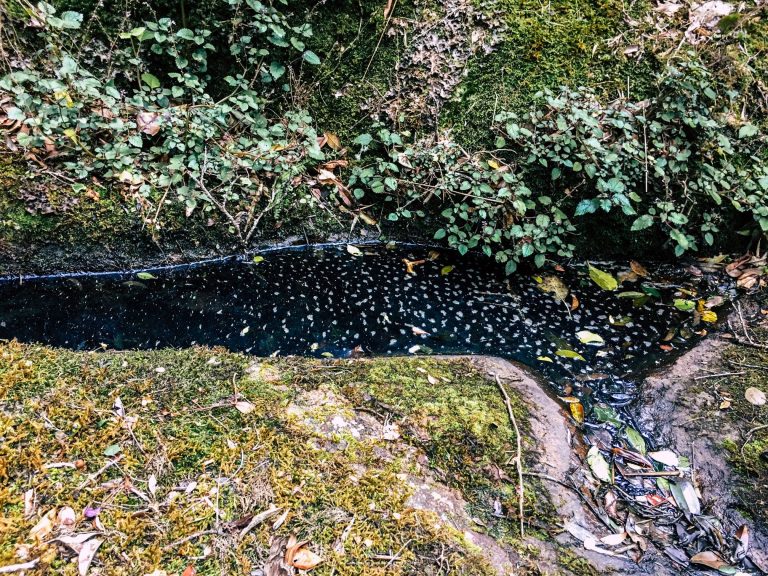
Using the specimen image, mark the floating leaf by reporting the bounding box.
[641,284,662,298]
[537,275,569,301]
[629,261,649,277]
[588,265,618,291]
[625,427,646,454]
[587,446,611,482]
[252,256,264,263]
[440,265,454,276]
[537,356,553,363]
[137,272,156,280]
[745,387,766,406]
[576,330,604,346]
[592,404,622,427]
[648,449,679,467]
[555,349,586,361]
[346,245,362,256]
[617,291,645,299]
[673,299,695,312]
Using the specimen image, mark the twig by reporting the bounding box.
[621,470,684,478]
[162,529,223,551]
[693,371,746,380]
[75,455,124,492]
[239,506,282,539]
[495,374,525,538]
[0,559,39,574]
[384,538,412,568]
[362,0,398,81]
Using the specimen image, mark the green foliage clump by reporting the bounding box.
[1,0,324,244]
[348,57,767,271]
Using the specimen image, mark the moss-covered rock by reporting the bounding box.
[0,343,583,575]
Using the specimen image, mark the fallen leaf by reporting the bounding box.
[78,537,103,576]
[148,474,157,497]
[252,255,264,263]
[55,533,100,554]
[235,401,256,414]
[346,245,362,256]
[403,258,425,274]
[673,299,695,312]
[670,479,701,515]
[629,261,649,277]
[700,310,717,323]
[440,265,454,276]
[600,532,627,546]
[537,356,553,362]
[576,330,604,346]
[537,275,569,301]
[569,402,585,424]
[324,132,341,150]
[587,446,611,482]
[571,294,580,310]
[137,272,156,280]
[410,325,429,336]
[290,547,323,570]
[556,349,586,361]
[745,387,766,406]
[648,450,679,467]
[29,509,56,542]
[181,565,196,576]
[625,427,646,454]
[690,550,729,570]
[136,112,161,135]
[588,264,618,291]
[58,507,76,529]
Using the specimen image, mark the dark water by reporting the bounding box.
[0,244,703,404]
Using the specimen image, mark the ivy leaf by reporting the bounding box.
[738,124,758,139]
[302,50,321,65]
[176,28,195,40]
[269,61,286,79]
[631,215,653,231]
[588,264,618,291]
[141,73,161,89]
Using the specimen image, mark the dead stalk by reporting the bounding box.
[495,374,525,538]
[0,559,40,574]
[162,529,224,551]
[75,454,125,492]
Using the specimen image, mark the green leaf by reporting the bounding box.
[738,124,758,139]
[103,444,121,457]
[505,260,517,275]
[588,264,618,291]
[141,73,161,89]
[128,134,143,148]
[252,256,264,263]
[302,50,321,65]
[354,133,372,146]
[631,215,654,231]
[270,61,286,79]
[555,349,586,361]
[617,291,645,298]
[434,228,447,240]
[587,446,611,483]
[673,299,695,312]
[137,272,157,280]
[176,28,195,40]
[626,427,647,454]
[592,404,622,427]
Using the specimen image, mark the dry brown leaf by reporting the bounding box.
[181,565,196,576]
[29,509,56,542]
[136,112,161,135]
[290,547,323,571]
[78,537,103,576]
[690,550,729,570]
[745,387,766,406]
[629,260,649,277]
[324,132,341,151]
[235,401,256,414]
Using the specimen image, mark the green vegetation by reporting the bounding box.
[0,0,766,269]
[0,342,564,574]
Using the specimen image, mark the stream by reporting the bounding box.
[0,243,715,413]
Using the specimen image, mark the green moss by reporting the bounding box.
[1,343,564,575]
[442,0,660,148]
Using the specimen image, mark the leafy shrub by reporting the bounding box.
[1,0,324,243]
[349,57,767,270]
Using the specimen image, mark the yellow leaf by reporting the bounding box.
[487,159,500,170]
[556,349,586,361]
[588,264,618,291]
[440,265,454,276]
[63,128,79,144]
[576,330,604,345]
[324,132,341,150]
[700,310,717,323]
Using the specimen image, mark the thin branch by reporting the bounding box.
[495,374,525,538]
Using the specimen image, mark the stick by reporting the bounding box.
[75,455,125,492]
[693,371,746,380]
[162,529,223,551]
[495,374,525,538]
[239,506,282,539]
[0,559,40,573]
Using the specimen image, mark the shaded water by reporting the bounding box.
[0,244,706,406]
